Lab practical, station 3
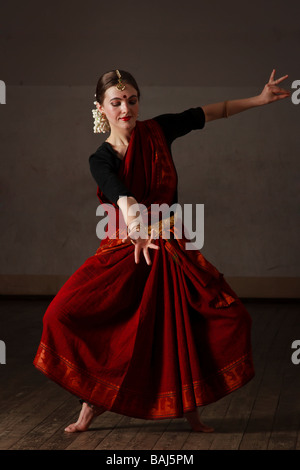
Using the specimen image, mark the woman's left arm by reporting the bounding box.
[202,69,290,122]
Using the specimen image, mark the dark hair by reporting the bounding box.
[95,70,141,104]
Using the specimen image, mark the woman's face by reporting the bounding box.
[98,84,139,134]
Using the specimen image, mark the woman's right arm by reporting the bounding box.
[117,195,142,228]
[89,151,159,265]
[118,195,159,265]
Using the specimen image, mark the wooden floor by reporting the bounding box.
[0,297,299,451]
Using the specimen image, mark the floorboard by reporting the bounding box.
[0,298,299,451]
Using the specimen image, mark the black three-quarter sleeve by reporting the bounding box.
[153,107,205,147]
[89,108,205,206]
[89,147,135,206]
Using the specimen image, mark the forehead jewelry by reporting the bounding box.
[115,69,126,91]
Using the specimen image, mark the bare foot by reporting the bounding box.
[184,409,214,433]
[64,401,106,433]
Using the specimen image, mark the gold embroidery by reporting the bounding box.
[34,343,254,419]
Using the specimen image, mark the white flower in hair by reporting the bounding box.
[92,100,110,133]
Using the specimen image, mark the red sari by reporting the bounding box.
[34,119,254,419]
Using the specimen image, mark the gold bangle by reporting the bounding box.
[223,100,229,118]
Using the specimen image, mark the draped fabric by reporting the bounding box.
[33,119,254,419]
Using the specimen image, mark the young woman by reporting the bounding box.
[34,69,289,433]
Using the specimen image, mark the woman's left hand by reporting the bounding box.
[259,69,290,105]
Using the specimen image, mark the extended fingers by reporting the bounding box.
[269,85,290,99]
[270,84,290,93]
[148,230,160,249]
[148,243,160,250]
[268,69,276,83]
[141,242,159,266]
[274,74,289,85]
[276,91,291,100]
[268,68,289,85]
[143,247,152,265]
[131,229,160,264]
[134,244,140,264]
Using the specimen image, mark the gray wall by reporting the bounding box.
[0,0,299,296]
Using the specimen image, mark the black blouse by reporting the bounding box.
[89,107,206,206]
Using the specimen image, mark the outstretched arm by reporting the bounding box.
[118,196,160,265]
[202,69,290,122]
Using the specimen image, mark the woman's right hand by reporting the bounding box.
[122,228,160,265]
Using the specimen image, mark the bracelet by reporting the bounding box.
[130,223,141,233]
[128,223,148,242]
[128,221,141,232]
[128,215,144,232]
[223,100,229,118]
[129,223,148,236]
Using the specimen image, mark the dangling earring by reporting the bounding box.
[92,100,110,133]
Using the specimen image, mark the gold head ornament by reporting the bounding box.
[115,69,126,91]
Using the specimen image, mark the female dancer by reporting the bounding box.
[34,69,289,433]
